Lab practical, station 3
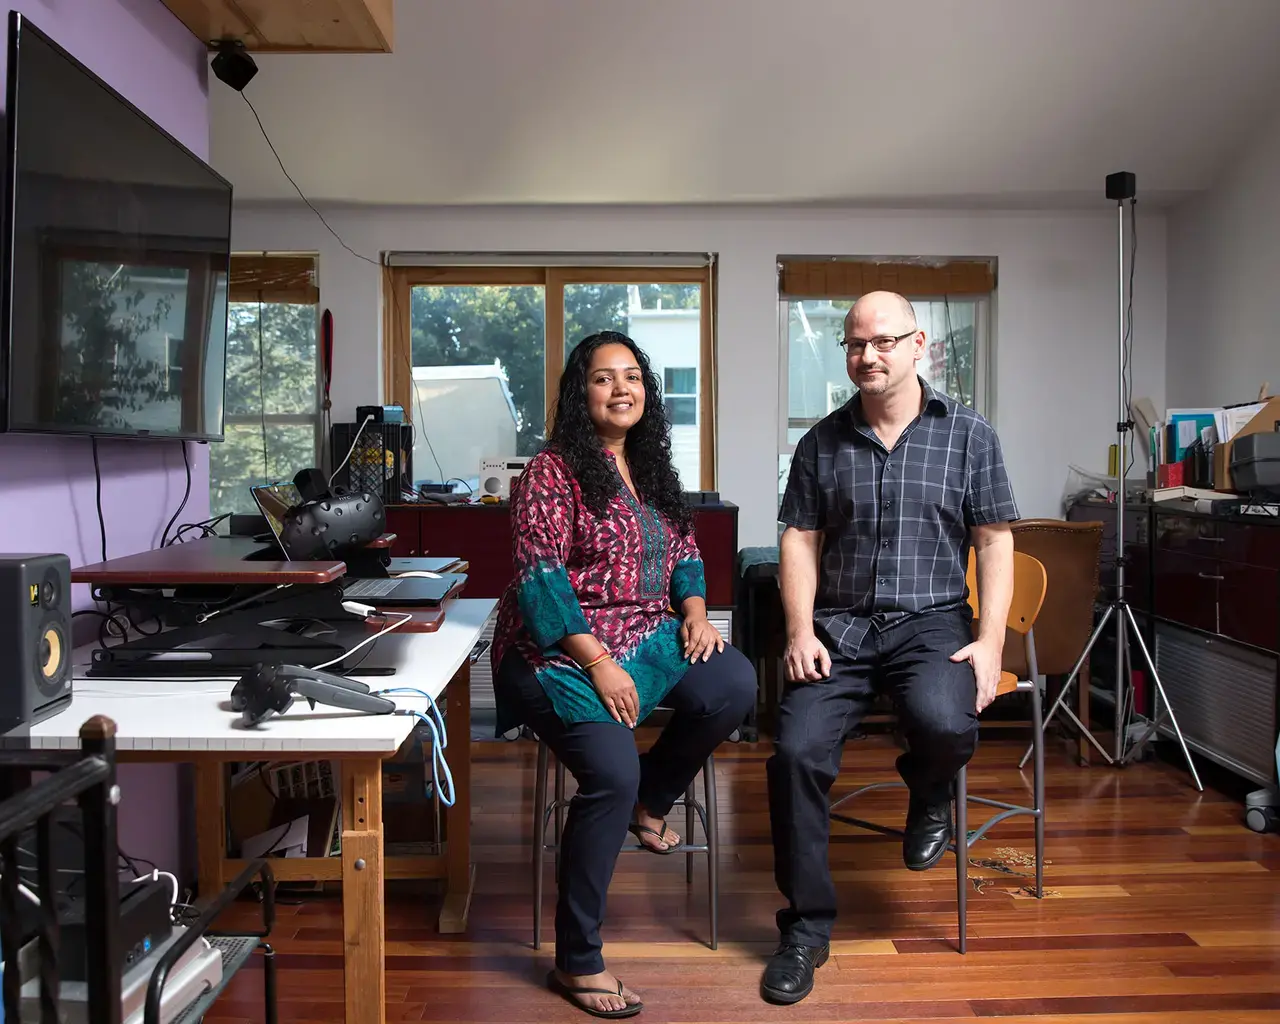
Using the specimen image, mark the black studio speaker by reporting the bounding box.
[0,554,73,727]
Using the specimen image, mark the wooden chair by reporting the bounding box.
[828,548,1048,953]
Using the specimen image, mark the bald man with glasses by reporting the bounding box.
[761,291,1019,1005]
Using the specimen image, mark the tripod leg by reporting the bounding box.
[1113,604,1128,763]
[1120,604,1203,791]
[1020,604,1114,768]
[1058,705,1115,764]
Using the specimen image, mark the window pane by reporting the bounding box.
[778,450,793,522]
[664,396,697,425]
[409,284,545,489]
[225,302,319,416]
[563,282,702,489]
[665,366,696,394]
[209,422,317,519]
[786,298,979,436]
[915,300,977,408]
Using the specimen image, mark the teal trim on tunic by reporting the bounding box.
[670,558,706,607]
[516,560,591,649]
[534,615,691,725]
[619,485,669,600]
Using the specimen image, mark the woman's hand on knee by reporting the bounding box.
[588,659,640,728]
[679,613,725,663]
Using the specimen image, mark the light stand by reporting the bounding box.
[1025,171,1202,791]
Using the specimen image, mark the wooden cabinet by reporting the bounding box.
[384,507,423,555]
[1153,512,1280,652]
[1070,499,1280,786]
[384,501,740,605]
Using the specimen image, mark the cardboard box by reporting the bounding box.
[1214,396,1280,490]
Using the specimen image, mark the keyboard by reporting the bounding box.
[343,578,402,598]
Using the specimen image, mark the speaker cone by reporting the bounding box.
[38,621,67,690]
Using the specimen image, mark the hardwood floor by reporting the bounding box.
[205,730,1280,1023]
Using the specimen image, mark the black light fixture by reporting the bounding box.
[211,39,257,92]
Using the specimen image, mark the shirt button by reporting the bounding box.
[882,540,890,548]
[878,578,887,585]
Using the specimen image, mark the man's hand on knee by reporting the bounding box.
[784,631,831,683]
[949,637,1002,712]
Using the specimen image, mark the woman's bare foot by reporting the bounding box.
[553,968,641,1015]
[632,804,680,852]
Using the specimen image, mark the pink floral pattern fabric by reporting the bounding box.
[490,448,706,727]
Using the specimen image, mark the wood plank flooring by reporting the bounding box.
[204,730,1280,1023]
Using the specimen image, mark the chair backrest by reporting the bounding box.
[1009,519,1103,675]
[966,547,1048,635]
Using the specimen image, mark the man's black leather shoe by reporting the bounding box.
[761,942,829,1004]
[904,796,952,871]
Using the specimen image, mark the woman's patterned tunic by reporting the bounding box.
[490,447,706,729]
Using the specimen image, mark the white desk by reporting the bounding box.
[30,597,496,1024]
[30,598,495,753]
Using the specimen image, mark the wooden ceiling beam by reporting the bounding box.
[160,0,394,54]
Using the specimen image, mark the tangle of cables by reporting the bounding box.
[374,687,454,807]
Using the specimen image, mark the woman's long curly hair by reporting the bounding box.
[547,330,693,534]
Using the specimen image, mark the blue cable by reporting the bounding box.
[375,687,454,808]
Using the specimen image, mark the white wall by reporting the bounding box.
[1168,107,1280,409]
[230,202,1167,546]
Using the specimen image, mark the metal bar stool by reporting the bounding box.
[532,740,720,950]
[828,549,1049,953]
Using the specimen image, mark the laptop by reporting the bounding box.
[386,556,461,575]
[248,483,462,608]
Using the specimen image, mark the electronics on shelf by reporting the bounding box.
[250,476,462,606]
[478,457,530,501]
[20,921,224,1024]
[355,404,405,424]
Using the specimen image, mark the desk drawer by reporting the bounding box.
[1231,521,1280,569]
[1152,549,1219,635]
[1219,562,1279,651]
[1155,512,1280,570]
[1155,514,1229,561]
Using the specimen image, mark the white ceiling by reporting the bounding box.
[208,0,1280,208]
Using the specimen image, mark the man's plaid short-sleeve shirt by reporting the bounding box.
[779,378,1019,656]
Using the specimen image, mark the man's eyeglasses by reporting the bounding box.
[839,329,917,354]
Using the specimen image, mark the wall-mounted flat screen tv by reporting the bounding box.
[0,11,232,442]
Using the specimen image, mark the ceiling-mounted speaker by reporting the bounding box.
[211,40,258,92]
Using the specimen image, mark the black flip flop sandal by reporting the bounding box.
[627,818,682,855]
[546,970,643,1019]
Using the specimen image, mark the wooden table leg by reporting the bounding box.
[342,759,385,1024]
[193,761,227,898]
[439,662,474,933]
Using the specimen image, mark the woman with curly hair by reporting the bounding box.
[491,330,756,1018]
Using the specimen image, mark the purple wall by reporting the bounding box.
[0,0,212,880]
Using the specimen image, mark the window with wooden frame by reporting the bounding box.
[776,256,996,506]
[209,252,322,518]
[383,261,717,492]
